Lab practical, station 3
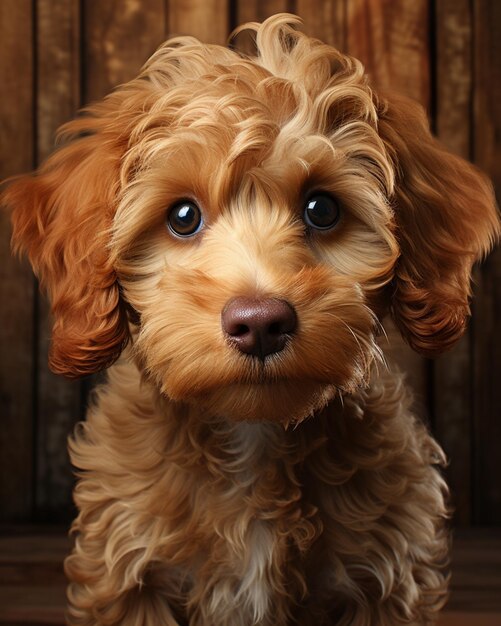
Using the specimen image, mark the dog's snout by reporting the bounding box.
[221,297,297,359]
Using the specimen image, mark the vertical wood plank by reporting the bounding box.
[473,0,501,193]
[35,0,82,520]
[297,0,346,52]
[434,0,474,527]
[0,0,35,521]
[346,0,431,406]
[168,0,229,43]
[435,0,473,156]
[236,0,290,26]
[346,0,430,106]
[38,0,81,163]
[472,0,501,525]
[83,0,167,103]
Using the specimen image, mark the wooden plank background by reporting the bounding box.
[0,0,499,528]
[0,0,36,523]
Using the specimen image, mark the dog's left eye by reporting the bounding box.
[303,194,342,230]
[167,201,203,237]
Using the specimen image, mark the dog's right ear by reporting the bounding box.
[2,112,130,378]
[376,91,500,356]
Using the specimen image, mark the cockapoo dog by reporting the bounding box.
[4,14,500,626]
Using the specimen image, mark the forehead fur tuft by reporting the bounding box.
[124,14,376,137]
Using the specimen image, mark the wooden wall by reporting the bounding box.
[0,0,499,527]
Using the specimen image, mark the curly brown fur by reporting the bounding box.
[3,14,499,626]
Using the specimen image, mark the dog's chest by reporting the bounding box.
[175,421,320,626]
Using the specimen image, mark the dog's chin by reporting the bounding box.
[187,380,337,426]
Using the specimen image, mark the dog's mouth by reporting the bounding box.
[152,320,378,424]
[190,378,338,426]
[165,346,369,425]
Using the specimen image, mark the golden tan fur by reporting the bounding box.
[3,14,499,626]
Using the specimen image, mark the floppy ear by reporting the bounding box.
[2,114,129,377]
[377,91,500,356]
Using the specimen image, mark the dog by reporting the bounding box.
[3,13,499,626]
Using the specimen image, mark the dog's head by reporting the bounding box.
[3,15,499,424]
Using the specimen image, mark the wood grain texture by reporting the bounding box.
[346,0,430,106]
[297,0,346,51]
[439,614,501,626]
[474,0,501,189]
[168,0,229,43]
[35,0,82,521]
[83,0,167,103]
[236,0,290,25]
[0,531,67,625]
[37,0,81,162]
[435,0,473,156]
[447,530,501,611]
[472,0,501,525]
[0,0,35,522]
[433,0,474,527]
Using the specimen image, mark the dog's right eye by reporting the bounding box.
[167,201,203,237]
[303,194,342,231]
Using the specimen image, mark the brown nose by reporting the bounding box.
[221,297,297,360]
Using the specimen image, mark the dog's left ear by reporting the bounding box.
[2,115,130,377]
[377,91,500,356]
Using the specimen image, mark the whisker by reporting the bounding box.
[326,311,385,380]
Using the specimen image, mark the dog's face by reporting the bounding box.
[112,46,397,424]
[4,15,499,425]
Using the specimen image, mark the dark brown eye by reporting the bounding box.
[303,194,341,230]
[167,201,203,237]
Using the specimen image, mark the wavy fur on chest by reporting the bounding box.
[65,359,448,626]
